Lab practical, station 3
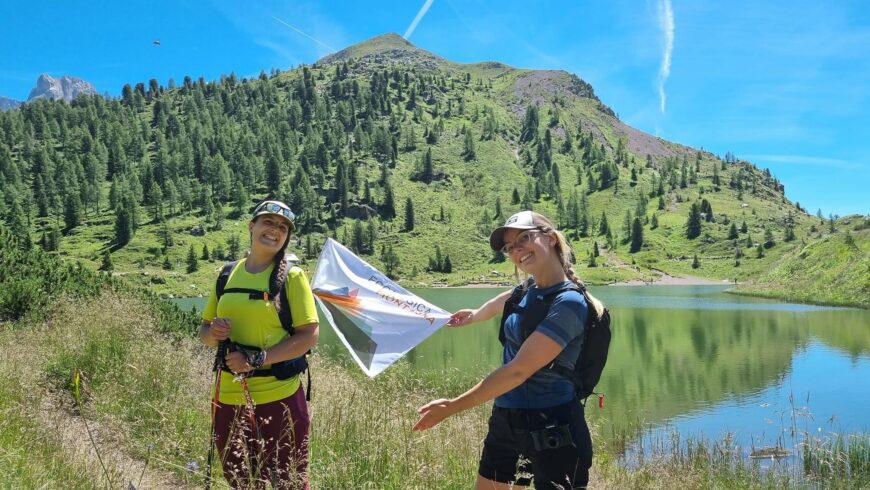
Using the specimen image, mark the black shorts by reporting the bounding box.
[478,400,592,489]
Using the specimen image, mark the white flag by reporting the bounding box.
[311,238,452,377]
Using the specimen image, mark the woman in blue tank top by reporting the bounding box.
[414,210,605,489]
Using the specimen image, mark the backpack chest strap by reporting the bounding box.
[221,287,276,301]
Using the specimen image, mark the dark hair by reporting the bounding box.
[250,215,293,311]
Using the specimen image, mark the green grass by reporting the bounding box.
[3,287,869,489]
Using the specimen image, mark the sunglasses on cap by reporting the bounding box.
[253,201,295,223]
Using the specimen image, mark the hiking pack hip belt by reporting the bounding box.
[217,341,308,381]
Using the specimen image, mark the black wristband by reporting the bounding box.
[246,350,267,369]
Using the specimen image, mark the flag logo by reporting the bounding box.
[312,239,451,377]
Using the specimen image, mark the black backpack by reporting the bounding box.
[499,280,611,402]
[215,259,311,399]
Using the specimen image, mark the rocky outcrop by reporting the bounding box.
[0,96,21,111]
[27,74,97,103]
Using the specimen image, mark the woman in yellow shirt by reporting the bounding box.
[199,200,319,489]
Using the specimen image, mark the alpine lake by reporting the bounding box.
[174,285,870,468]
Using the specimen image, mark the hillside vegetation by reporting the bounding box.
[0,32,866,306]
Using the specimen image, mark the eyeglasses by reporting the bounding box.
[501,229,541,255]
[254,201,295,222]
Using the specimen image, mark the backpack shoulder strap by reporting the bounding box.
[518,282,583,341]
[215,260,240,300]
[275,261,296,334]
[498,280,531,346]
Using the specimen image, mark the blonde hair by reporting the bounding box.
[517,212,606,318]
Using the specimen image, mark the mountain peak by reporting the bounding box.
[27,74,97,103]
[0,96,21,111]
[318,32,446,68]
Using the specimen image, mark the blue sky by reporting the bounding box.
[1,0,867,216]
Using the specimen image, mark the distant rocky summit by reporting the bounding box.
[27,74,97,102]
[0,96,21,111]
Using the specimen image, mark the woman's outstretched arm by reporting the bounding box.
[447,288,514,327]
[413,331,562,431]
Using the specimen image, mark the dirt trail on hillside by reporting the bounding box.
[39,395,200,490]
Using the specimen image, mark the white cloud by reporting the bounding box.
[657,0,674,114]
[404,0,435,40]
[272,16,337,53]
[254,38,304,67]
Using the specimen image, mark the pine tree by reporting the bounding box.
[650,213,659,229]
[381,179,396,219]
[630,217,644,253]
[692,254,700,269]
[700,199,714,222]
[443,254,453,273]
[381,244,400,278]
[186,245,199,273]
[161,222,174,252]
[598,212,609,235]
[63,193,83,231]
[686,203,702,239]
[621,211,633,244]
[352,220,366,253]
[463,127,476,160]
[227,235,240,260]
[520,105,539,143]
[100,250,114,272]
[434,245,444,272]
[201,243,210,260]
[421,148,434,183]
[728,222,739,240]
[305,234,314,259]
[114,203,133,247]
[265,154,282,195]
[404,197,415,231]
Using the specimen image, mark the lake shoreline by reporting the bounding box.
[426,273,732,289]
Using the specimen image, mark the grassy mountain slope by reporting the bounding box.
[733,216,870,307]
[0,33,865,306]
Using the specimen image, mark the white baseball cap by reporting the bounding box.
[489,211,541,251]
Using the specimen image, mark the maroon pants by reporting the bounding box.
[213,385,310,489]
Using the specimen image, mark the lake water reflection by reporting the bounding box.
[176,285,870,454]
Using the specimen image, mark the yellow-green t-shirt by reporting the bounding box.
[202,259,318,405]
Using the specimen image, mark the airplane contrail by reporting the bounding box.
[272,16,337,53]
[404,0,435,39]
[657,0,674,114]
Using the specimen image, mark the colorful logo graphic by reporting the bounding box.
[312,287,378,369]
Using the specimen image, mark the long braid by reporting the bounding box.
[540,219,605,319]
[270,234,292,311]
